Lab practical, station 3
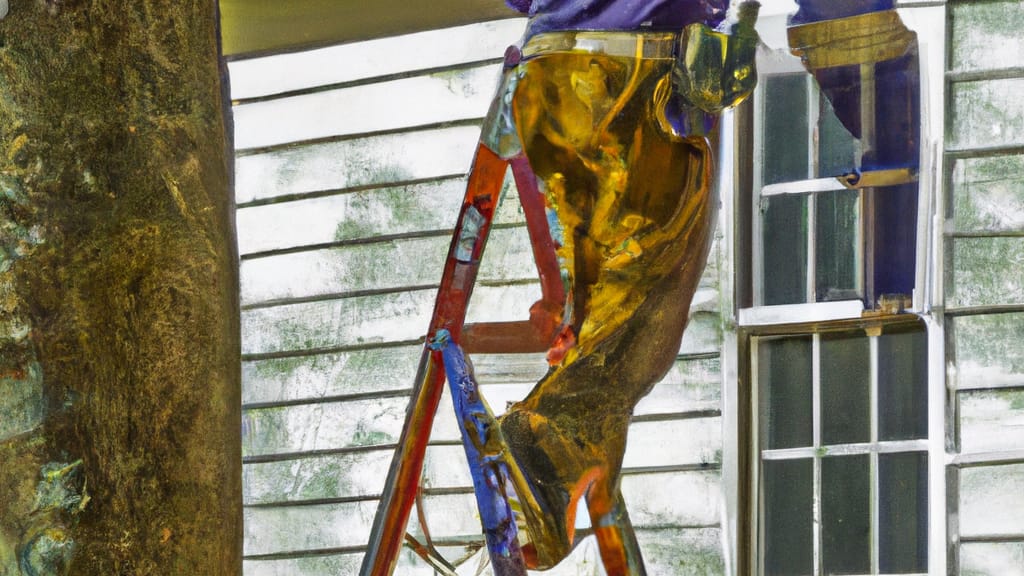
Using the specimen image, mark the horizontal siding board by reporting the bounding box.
[621,470,722,527]
[235,174,526,256]
[417,470,721,542]
[950,237,1024,308]
[235,178,466,255]
[233,63,500,150]
[242,397,408,458]
[949,78,1024,151]
[422,413,721,493]
[960,462,1024,538]
[699,236,723,291]
[243,448,395,504]
[421,444,476,491]
[240,284,540,355]
[243,549,437,576]
[467,352,549,385]
[227,19,525,100]
[622,417,722,469]
[235,124,481,204]
[463,282,542,325]
[241,289,435,355]
[242,345,422,405]
[417,492,496,538]
[950,0,1024,74]
[241,529,725,575]
[679,309,724,356]
[240,321,717,408]
[636,526,725,575]
[241,237,446,305]
[952,312,1024,390]
[950,155,1024,234]
[960,542,1024,576]
[635,355,722,416]
[440,376,721,421]
[243,500,379,555]
[240,226,537,305]
[959,388,1024,454]
[427,385,722,466]
[242,536,608,576]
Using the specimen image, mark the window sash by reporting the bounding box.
[752,72,866,308]
[753,330,929,575]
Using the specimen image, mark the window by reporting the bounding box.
[736,7,937,575]
[747,34,921,314]
[753,320,929,575]
[755,72,862,306]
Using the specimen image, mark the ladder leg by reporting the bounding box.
[359,143,510,576]
[588,489,648,576]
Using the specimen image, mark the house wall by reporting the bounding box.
[231,2,1024,574]
[231,19,731,575]
[944,1,1024,574]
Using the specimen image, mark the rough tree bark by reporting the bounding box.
[0,0,241,573]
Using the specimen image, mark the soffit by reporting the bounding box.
[220,0,518,58]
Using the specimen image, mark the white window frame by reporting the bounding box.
[724,5,950,575]
[750,322,933,576]
[751,63,866,312]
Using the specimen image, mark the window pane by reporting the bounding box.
[815,190,861,302]
[822,455,871,575]
[878,452,928,573]
[763,74,809,185]
[762,194,808,306]
[820,331,870,445]
[764,459,813,576]
[878,326,928,441]
[818,95,858,178]
[759,336,813,450]
[869,183,918,303]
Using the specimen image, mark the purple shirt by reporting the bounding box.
[506,0,729,38]
[790,0,894,25]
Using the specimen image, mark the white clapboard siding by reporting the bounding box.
[959,463,1024,539]
[235,175,526,256]
[227,19,526,100]
[240,226,537,305]
[235,125,482,205]
[241,345,424,405]
[959,389,1024,454]
[951,312,1024,390]
[234,64,501,150]
[232,17,729,574]
[242,397,410,458]
[243,448,397,505]
[959,542,1024,576]
[949,155,1024,235]
[949,237,1024,309]
[947,2,1024,568]
[948,77,1024,152]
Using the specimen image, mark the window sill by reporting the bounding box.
[738,300,865,326]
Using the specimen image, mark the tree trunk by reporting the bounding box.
[0,0,241,573]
